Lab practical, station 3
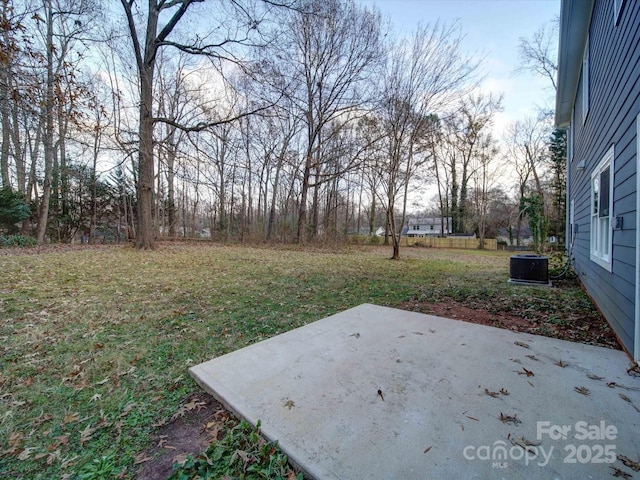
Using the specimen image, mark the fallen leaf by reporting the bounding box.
[17,447,35,460]
[52,435,69,449]
[586,373,604,381]
[8,431,23,448]
[610,466,632,478]
[608,382,639,391]
[525,355,539,361]
[554,359,567,368]
[62,412,79,425]
[133,452,152,465]
[120,402,137,418]
[618,394,640,412]
[283,399,295,410]
[627,364,640,377]
[499,413,521,425]
[514,341,530,349]
[95,416,110,429]
[617,455,640,472]
[423,446,432,454]
[206,424,219,440]
[46,449,60,465]
[79,424,97,445]
[510,436,541,453]
[349,332,360,339]
[33,413,53,426]
[574,386,590,396]
[515,368,534,377]
[170,399,206,421]
[173,453,189,465]
[235,449,250,463]
[484,388,500,398]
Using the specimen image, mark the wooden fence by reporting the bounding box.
[401,237,497,250]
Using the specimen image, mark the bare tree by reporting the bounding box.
[379,22,477,259]
[506,116,551,248]
[516,20,558,94]
[443,92,502,234]
[33,0,97,243]
[470,135,500,248]
[280,0,383,242]
[118,0,284,248]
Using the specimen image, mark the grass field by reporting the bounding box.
[0,243,610,478]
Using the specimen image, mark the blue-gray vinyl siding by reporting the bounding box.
[569,0,639,353]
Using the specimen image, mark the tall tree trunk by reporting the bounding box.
[136,54,156,248]
[296,150,312,243]
[36,0,55,244]
[11,91,25,192]
[267,150,284,241]
[0,64,10,189]
[166,146,176,238]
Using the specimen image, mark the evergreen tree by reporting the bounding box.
[0,188,30,234]
[548,128,567,245]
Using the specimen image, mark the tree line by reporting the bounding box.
[0,0,565,256]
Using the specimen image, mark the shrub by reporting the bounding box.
[0,188,30,234]
[0,234,38,247]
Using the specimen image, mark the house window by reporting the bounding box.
[590,146,614,271]
[412,225,419,230]
[615,0,625,25]
[582,35,589,124]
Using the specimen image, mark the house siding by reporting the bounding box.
[569,0,639,353]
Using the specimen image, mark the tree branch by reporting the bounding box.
[119,0,144,73]
[156,0,203,44]
[152,97,281,132]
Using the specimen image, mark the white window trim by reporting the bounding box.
[590,146,614,271]
[570,199,575,245]
[569,110,574,162]
[634,112,640,363]
[582,35,590,124]
[615,0,624,25]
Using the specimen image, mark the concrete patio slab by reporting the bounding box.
[189,303,640,479]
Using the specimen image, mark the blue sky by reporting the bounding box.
[360,0,561,137]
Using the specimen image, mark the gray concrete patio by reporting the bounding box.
[189,303,640,479]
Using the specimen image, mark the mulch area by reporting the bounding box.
[400,298,622,351]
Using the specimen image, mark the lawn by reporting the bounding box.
[0,243,614,478]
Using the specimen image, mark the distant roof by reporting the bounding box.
[408,217,451,225]
[555,0,595,128]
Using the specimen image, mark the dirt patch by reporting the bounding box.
[399,286,622,351]
[135,392,236,480]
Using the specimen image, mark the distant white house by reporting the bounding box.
[405,217,452,237]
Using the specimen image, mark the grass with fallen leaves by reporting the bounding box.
[0,243,604,478]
